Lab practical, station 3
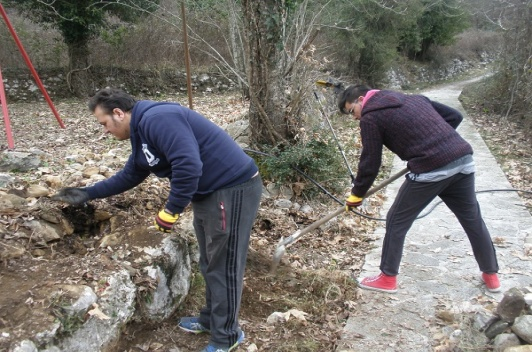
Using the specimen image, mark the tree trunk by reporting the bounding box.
[67,39,92,98]
[228,0,248,98]
[242,0,291,147]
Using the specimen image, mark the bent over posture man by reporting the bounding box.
[338,84,500,294]
[53,88,262,352]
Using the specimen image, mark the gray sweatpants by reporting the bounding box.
[192,174,262,347]
[380,172,499,276]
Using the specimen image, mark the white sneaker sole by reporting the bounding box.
[358,281,397,293]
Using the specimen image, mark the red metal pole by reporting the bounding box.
[0,65,15,149]
[0,3,65,128]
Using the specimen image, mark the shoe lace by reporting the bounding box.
[364,274,384,283]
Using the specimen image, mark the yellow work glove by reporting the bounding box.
[345,194,363,212]
[154,209,179,233]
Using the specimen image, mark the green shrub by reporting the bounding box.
[256,135,347,198]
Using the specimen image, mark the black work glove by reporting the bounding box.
[51,187,90,205]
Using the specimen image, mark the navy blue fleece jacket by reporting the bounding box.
[85,101,258,214]
[353,90,473,197]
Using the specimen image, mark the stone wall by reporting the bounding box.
[1,67,237,102]
[386,54,494,90]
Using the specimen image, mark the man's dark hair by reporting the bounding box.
[88,88,136,114]
[338,84,372,114]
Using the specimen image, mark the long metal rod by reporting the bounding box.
[313,91,355,184]
[271,167,409,273]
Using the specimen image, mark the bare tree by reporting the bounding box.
[242,0,331,146]
[469,0,531,124]
[4,0,160,97]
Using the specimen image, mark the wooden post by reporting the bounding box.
[181,1,193,110]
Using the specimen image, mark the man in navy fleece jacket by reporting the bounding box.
[338,84,500,295]
[52,88,261,352]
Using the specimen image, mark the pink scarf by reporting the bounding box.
[361,89,380,108]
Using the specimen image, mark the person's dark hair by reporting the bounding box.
[88,88,136,114]
[338,84,372,114]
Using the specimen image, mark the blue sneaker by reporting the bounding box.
[200,331,245,352]
[178,317,210,334]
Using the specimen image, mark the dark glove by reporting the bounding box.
[154,209,179,233]
[51,187,90,205]
[345,194,363,212]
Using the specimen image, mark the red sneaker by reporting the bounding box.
[358,272,397,293]
[481,273,501,293]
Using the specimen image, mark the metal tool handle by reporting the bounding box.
[284,167,409,246]
[313,91,356,184]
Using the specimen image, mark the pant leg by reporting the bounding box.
[438,173,499,273]
[192,175,262,347]
[193,214,212,329]
[380,177,446,276]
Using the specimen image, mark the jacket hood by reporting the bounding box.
[363,90,405,114]
[130,100,177,131]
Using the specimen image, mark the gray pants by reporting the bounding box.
[381,172,499,276]
[192,175,262,347]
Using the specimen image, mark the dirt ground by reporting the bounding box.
[0,82,530,352]
[0,92,382,352]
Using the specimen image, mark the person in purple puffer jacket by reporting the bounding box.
[338,84,500,294]
[52,88,261,352]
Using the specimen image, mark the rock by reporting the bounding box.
[503,346,532,352]
[49,270,136,352]
[110,214,127,232]
[0,193,27,210]
[493,333,521,352]
[525,293,532,306]
[42,175,62,188]
[300,204,313,214]
[55,285,98,315]
[99,234,121,248]
[61,218,75,235]
[279,185,293,199]
[0,151,41,172]
[225,120,249,140]
[26,184,49,197]
[247,343,258,352]
[138,235,192,321]
[82,166,100,178]
[485,318,510,339]
[474,311,495,331]
[0,173,15,187]
[11,340,38,352]
[274,199,292,209]
[31,248,46,257]
[23,220,63,243]
[0,241,25,260]
[90,174,107,181]
[39,208,62,224]
[94,210,112,221]
[497,288,526,323]
[512,315,532,343]
[265,182,280,197]
[266,311,289,325]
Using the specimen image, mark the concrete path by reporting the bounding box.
[337,78,532,351]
